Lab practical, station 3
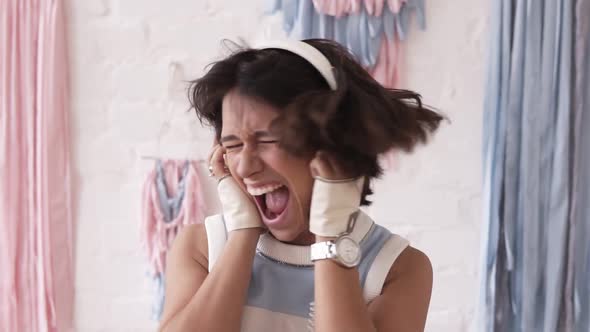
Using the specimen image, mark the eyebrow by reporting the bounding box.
[220,131,275,143]
[219,135,240,143]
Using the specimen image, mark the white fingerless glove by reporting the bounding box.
[309,177,365,237]
[217,176,264,232]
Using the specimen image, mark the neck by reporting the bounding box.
[285,229,316,246]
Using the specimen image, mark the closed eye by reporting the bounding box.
[223,140,276,150]
[224,143,243,150]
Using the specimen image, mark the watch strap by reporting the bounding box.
[310,241,335,262]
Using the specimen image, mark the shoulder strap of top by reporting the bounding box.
[363,234,410,303]
[204,214,227,272]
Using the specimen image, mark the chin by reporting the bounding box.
[268,227,301,242]
[269,223,315,245]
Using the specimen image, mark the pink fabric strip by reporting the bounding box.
[141,160,205,276]
[310,0,404,88]
[369,35,402,88]
[312,0,407,16]
[0,0,73,331]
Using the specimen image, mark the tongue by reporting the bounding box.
[265,187,289,215]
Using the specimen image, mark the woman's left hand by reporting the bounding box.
[308,151,364,237]
[309,151,355,181]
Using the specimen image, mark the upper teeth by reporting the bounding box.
[247,184,284,196]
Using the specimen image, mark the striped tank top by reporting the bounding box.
[204,210,409,332]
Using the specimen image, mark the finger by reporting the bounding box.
[210,146,229,178]
[222,153,229,169]
[321,152,349,179]
[311,151,356,180]
[310,151,336,179]
[207,144,220,164]
[319,151,341,173]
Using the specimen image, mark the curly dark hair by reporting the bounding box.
[188,39,444,205]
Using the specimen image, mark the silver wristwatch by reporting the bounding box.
[310,211,362,268]
[310,235,361,268]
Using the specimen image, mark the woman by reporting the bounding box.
[159,39,443,332]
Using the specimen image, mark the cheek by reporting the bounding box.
[261,149,311,179]
[261,150,314,204]
[224,151,240,174]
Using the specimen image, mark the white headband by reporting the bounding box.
[254,40,338,91]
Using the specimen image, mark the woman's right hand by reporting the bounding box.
[208,144,265,233]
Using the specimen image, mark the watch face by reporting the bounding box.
[337,237,361,267]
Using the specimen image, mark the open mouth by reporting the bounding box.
[250,185,290,221]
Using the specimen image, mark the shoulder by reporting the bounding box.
[170,222,209,268]
[367,243,433,330]
[386,245,433,291]
[366,217,431,287]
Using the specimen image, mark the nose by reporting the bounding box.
[234,145,263,180]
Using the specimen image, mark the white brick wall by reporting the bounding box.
[67,0,487,331]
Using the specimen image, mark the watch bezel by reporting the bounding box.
[333,236,361,268]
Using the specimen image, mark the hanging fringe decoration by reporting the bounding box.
[140,159,206,320]
[479,0,590,330]
[267,0,426,88]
